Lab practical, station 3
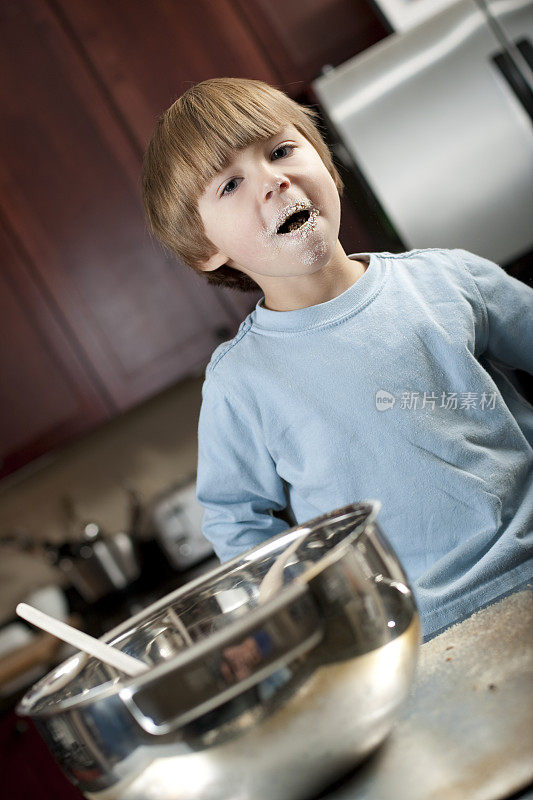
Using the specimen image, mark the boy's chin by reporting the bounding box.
[226,238,338,280]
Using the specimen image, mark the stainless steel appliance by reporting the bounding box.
[17,502,419,800]
[148,478,214,570]
[312,0,533,266]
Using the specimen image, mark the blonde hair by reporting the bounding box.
[141,78,343,292]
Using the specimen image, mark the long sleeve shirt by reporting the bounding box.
[196,248,533,638]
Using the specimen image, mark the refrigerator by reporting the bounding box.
[311,0,533,268]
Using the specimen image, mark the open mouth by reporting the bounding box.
[274,202,320,237]
[277,209,311,234]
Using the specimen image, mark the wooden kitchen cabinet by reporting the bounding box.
[0,219,111,478]
[0,0,385,479]
[0,0,262,477]
[51,0,284,149]
[0,0,250,408]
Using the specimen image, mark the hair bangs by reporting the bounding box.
[176,82,309,196]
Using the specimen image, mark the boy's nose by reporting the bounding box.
[264,175,290,201]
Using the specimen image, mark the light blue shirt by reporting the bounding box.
[196,248,533,637]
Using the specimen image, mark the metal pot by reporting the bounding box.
[49,524,141,603]
[17,502,420,800]
[0,522,142,604]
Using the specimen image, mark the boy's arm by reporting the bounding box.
[196,376,289,563]
[453,249,533,374]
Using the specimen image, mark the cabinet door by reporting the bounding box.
[0,219,111,479]
[51,0,273,319]
[231,0,388,87]
[0,0,245,415]
[53,0,283,148]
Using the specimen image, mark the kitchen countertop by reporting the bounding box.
[319,589,533,800]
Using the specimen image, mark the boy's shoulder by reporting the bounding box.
[204,314,255,385]
[384,246,472,270]
[390,245,500,277]
[383,245,492,294]
[347,246,478,280]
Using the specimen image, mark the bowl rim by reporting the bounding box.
[17,501,381,718]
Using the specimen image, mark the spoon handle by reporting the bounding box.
[17,603,148,677]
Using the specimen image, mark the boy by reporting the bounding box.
[142,78,532,639]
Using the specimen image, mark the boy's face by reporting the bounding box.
[196,125,341,284]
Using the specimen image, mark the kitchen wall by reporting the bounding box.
[0,373,204,623]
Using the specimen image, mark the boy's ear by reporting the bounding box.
[198,251,229,272]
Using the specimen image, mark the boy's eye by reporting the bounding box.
[221,177,241,196]
[271,144,295,160]
[219,143,295,196]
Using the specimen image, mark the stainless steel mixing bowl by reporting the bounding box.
[17,502,420,800]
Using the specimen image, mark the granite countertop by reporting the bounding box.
[320,589,533,800]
